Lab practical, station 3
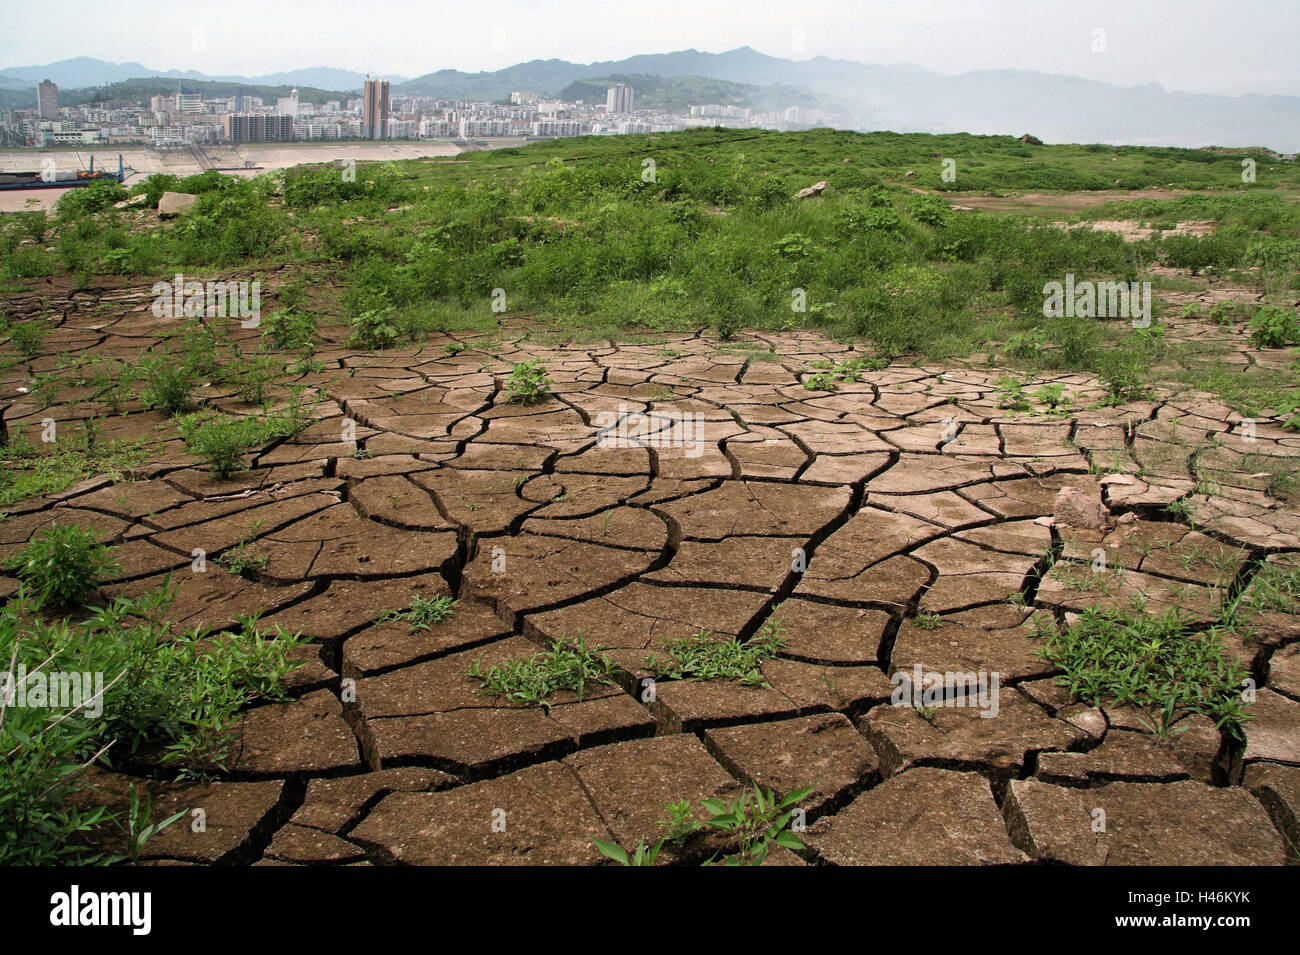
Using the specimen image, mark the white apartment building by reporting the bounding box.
[458,118,511,137]
[532,119,583,137]
[386,118,419,138]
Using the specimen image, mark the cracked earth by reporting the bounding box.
[4,278,1300,866]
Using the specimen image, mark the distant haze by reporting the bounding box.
[3,1,1297,151]
[2,0,1295,97]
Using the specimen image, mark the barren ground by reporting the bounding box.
[2,273,1299,866]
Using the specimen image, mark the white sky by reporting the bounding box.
[3,0,1297,95]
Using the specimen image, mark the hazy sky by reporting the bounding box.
[3,0,1297,95]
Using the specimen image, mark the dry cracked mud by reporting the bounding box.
[4,278,1300,866]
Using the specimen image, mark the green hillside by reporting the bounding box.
[556,74,818,112]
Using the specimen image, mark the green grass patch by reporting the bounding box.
[644,617,785,687]
[468,637,616,708]
[379,594,458,630]
[1035,605,1250,738]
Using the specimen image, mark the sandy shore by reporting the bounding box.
[0,140,480,212]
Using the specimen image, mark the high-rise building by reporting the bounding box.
[176,92,202,113]
[362,76,390,140]
[605,83,633,114]
[224,113,294,143]
[37,79,58,118]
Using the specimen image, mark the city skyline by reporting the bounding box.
[5,76,822,152]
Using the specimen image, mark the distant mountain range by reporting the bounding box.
[0,57,407,92]
[2,49,1296,152]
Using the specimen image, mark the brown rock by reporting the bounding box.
[861,688,1087,777]
[265,824,367,864]
[76,770,284,864]
[157,191,197,217]
[564,735,741,848]
[290,768,459,833]
[1054,480,1108,530]
[1239,688,1300,768]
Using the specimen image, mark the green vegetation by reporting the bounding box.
[1035,606,1250,738]
[0,433,152,507]
[9,77,351,112]
[0,585,306,863]
[644,617,785,687]
[1231,561,1300,617]
[504,360,553,404]
[3,523,118,610]
[803,355,886,390]
[263,308,318,350]
[140,357,200,414]
[595,783,814,866]
[175,410,305,479]
[215,539,269,574]
[468,637,617,708]
[7,320,47,358]
[1248,305,1300,349]
[379,594,459,630]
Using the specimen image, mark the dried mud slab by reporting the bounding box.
[350,761,613,865]
[1004,779,1287,865]
[4,309,1299,866]
[806,768,1027,865]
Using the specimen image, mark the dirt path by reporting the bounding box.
[2,284,1298,866]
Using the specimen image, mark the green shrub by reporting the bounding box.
[1248,306,1300,348]
[263,308,318,350]
[7,320,47,358]
[1036,606,1249,737]
[1099,351,1149,404]
[176,412,299,478]
[504,360,552,404]
[644,618,785,687]
[379,594,458,630]
[3,523,118,610]
[129,173,181,208]
[54,181,126,219]
[0,610,115,863]
[140,358,199,414]
[1,584,310,834]
[231,352,285,405]
[350,309,400,349]
[1208,300,1241,326]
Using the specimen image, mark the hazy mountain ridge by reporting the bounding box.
[0,57,406,91]
[2,49,1295,150]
